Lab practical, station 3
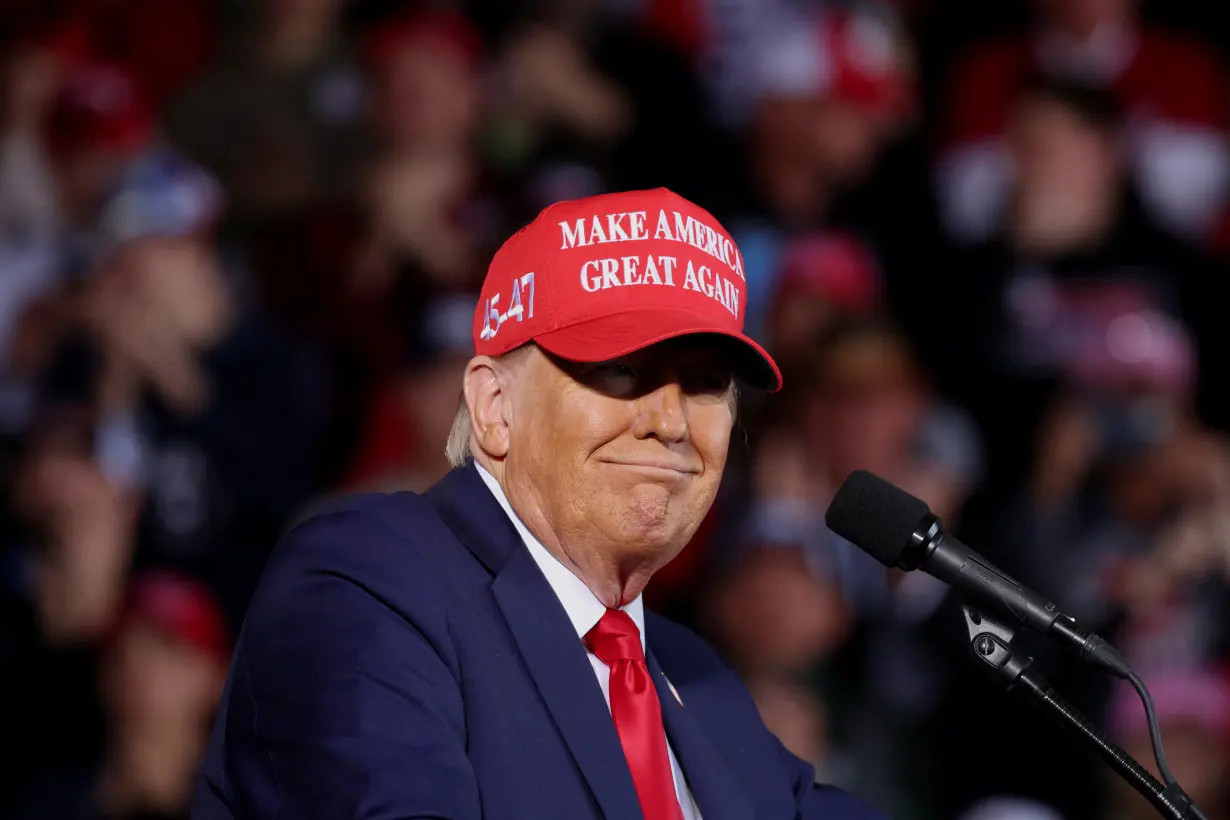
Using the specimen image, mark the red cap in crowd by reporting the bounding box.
[473,188,781,391]
[821,9,911,116]
[113,570,231,664]
[774,232,883,313]
[44,61,154,157]
[756,6,912,118]
[24,16,94,67]
[362,8,483,76]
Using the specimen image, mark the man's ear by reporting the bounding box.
[464,356,512,460]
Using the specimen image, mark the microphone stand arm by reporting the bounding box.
[959,601,1206,820]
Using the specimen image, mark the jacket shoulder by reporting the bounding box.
[296,489,441,539]
[252,491,460,628]
[276,491,446,566]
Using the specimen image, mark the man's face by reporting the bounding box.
[104,620,224,726]
[375,43,478,150]
[803,338,925,480]
[55,149,129,225]
[506,339,734,577]
[1010,96,1118,213]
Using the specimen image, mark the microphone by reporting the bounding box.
[825,469,1131,678]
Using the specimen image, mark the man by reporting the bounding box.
[192,188,887,819]
[16,570,229,820]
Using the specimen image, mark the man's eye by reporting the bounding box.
[687,369,732,394]
[589,363,639,392]
[595,364,638,380]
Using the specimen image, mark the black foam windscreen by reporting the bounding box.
[824,470,932,566]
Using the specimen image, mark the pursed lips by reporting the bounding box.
[599,459,701,476]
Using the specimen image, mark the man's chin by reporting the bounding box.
[610,517,695,566]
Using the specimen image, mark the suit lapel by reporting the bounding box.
[492,547,644,820]
[429,466,642,819]
[648,653,757,820]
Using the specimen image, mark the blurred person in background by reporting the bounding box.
[0,59,224,454]
[38,61,155,272]
[792,318,981,528]
[487,0,740,213]
[1,139,223,458]
[244,8,491,480]
[618,0,810,132]
[165,0,366,223]
[2,430,138,807]
[0,59,154,385]
[0,1,210,251]
[502,0,735,209]
[702,542,850,768]
[726,2,915,344]
[0,150,325,633]
[0,0,214,111]
[940,75,1230,489]
[1105,669,1230,820]
[352,8,484,295]
[66,230,327,617]
[493,1,633,172]
[764,231,884,365]
[340,292,476,494]
[744,655,834,771]
[746,4,913,228]
[14,435,137,649]
[936,0,1230,244]
[0,19,84,249]
[0,135,224,811]
[15,570,230,820]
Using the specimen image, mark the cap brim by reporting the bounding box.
[531,308,782,392]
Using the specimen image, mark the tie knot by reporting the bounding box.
[585,609,644,666]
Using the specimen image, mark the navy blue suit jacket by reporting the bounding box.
[192,464,888,819]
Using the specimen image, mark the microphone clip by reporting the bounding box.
[961,600,1034,688]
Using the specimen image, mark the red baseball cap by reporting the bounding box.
[113,570,231,664]
[44,61,154,157]
[820,9,912,118]
[473,188,781,391]
[754,7,911,120]
[775,232,883,313]
[361,9,483,76]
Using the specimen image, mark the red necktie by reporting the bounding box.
[585,609,684,820]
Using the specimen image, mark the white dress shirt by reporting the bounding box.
[475,464,701,819]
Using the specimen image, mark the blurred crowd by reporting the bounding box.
[3,0,1230,818]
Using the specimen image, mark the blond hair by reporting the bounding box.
[445,397,474,468]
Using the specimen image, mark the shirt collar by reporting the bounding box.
[474,462,646,650]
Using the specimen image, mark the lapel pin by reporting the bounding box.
[665,676,684,707]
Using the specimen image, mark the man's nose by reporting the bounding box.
[633,382,689,443]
